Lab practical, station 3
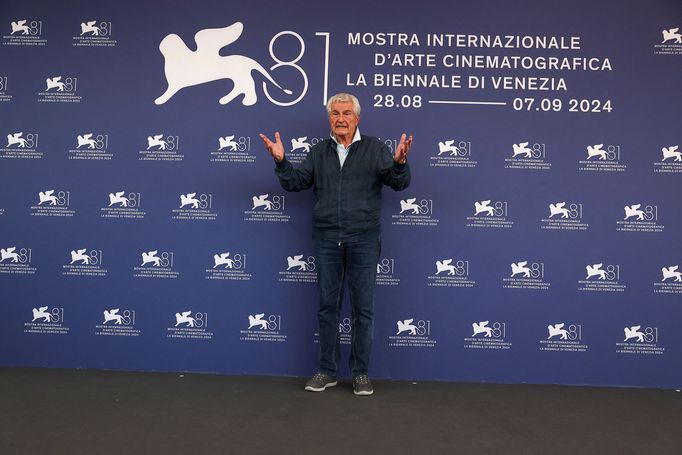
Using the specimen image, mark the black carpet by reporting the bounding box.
[1,367,680,455]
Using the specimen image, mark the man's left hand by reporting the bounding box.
[394,133,413,164]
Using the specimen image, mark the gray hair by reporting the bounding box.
[326,93,361,116]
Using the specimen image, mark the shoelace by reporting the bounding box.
[313,373,329,381]
[354,375,369,384]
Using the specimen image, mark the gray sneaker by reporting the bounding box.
[304,373,337,392]
[353,375,374,396]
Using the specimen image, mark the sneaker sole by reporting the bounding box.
[304,381,337,392]
[353,389,374,396]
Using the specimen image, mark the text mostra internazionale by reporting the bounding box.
[349,33,584,50]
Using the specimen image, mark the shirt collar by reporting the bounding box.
[330,128,361,148]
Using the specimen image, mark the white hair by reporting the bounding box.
[326,93,361,116]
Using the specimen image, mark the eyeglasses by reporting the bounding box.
[329,111,356,120]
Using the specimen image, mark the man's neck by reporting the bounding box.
[335,129,357,148]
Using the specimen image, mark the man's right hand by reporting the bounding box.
[259,132,285,162]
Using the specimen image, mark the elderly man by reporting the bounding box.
[260,93,412,396]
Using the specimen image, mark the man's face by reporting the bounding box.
[328,101,360,139]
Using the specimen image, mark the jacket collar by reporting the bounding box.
[330,128,361,148]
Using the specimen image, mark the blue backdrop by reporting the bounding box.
[1,0,681,388]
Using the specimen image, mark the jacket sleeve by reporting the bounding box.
[273,152,314,192]
[378,145,411,191]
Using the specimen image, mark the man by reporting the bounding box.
[259,93,412,396]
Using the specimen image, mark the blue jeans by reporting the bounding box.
[314,237,380,378]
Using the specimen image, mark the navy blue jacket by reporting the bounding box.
[274,135,411,242]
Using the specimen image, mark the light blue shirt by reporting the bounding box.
[330,128,361,168]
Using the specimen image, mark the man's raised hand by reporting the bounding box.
[259,132,285,162]
[394,133,413,165]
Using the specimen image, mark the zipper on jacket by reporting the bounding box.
[337,163,343,244]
